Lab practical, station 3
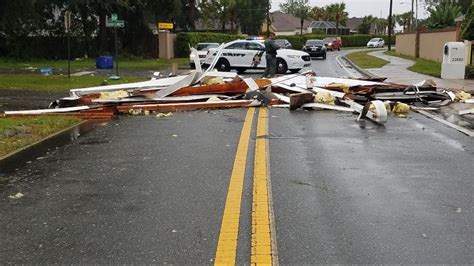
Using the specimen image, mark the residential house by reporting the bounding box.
[262,11,312,35]
[308,21,350,35]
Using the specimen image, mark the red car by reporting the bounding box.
[323,37,342,51]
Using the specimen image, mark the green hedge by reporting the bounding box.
[466,64,474,79]
[175,32,244,57]
[276,34,396,50]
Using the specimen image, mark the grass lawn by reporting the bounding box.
[0,57,189,71]
[384,50,441,78]
[0,116,82,157]
[346,50,390,69]
[0,74,146,92]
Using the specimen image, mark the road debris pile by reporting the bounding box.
[0,70,472,124]
[0,47,472,129]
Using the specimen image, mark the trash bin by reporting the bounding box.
[441,42,466,79]
[96,56,113,69]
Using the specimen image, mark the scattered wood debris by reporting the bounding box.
[1,48,472,133]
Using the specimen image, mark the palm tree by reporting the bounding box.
[395,12,413,32]
[310,6,326,20]
[376,18,389,34]
[326,3,348,35]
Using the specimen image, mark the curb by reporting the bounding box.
[340,54,380,79]
[0,119,88,162]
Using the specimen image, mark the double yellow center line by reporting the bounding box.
[214,108,275,265]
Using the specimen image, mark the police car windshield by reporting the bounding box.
[195,43,219,51]
[306,40,323,46]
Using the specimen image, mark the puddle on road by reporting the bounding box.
[0,119,110,176]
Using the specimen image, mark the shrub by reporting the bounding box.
[466,64,474,79]
[175,32,244,57]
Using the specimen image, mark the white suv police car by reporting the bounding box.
[203,40,311,74]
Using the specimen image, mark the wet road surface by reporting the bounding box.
[1,50,473,264]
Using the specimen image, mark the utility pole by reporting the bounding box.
[388,0,393,51]
[415,0,418,29]
[410,0,414,31]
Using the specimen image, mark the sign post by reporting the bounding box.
[106,14,125,77]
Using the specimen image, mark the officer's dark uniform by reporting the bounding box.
[262,35,280,78]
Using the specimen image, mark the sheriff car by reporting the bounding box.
[202,40,311,74]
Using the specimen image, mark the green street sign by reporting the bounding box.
[106,19,125,28]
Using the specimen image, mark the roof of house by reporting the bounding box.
[308,21,349,29]
[270,11,312,32]
[346,17,363,30]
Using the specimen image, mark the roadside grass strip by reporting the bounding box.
[0,116,82,157]
[215,108,255,265]
[384,50,441,78]
[0,74,146,92]
[346,50,390,69]
[0,57,189,71]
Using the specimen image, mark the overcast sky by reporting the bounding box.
[271,0,429,19]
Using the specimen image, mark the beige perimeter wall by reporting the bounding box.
[419,31,458,62]
[396,33,416,57]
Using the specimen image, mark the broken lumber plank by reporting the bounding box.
[459,108,474,115]
[155,71,199,98]
[3,106,90,115]
[171,79,271,96]
[69,76,187,97]
[116,100,253,113]
[301,103,354,112]
[415,110,474,137]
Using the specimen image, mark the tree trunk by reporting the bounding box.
[300,19,303,35]
[189,0,196,30]
[98,6,107,53]
[78,5,91,57]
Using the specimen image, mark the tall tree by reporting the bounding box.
[280,0,311,35]
[376,18,389,34]
[325,3,348,35]
[395,11,413,32]
[357,15,376,34]
[310,6,327,20]
[0,0,38,57]
[462,2,474,39]
[237,0,267,35]
[425,0,462,29]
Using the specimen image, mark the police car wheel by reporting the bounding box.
[216,59,231,72]
[276,58,288,74]
[236,68,246,74]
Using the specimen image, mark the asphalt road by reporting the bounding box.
[1,50,473,264]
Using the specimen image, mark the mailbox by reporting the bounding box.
[441,42,466,79]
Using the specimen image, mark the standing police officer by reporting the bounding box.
[262,32,280,78]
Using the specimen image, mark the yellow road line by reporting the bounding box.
[251,107,273,265]
[215,108,255,265]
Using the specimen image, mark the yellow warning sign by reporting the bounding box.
[158,22,173,30]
